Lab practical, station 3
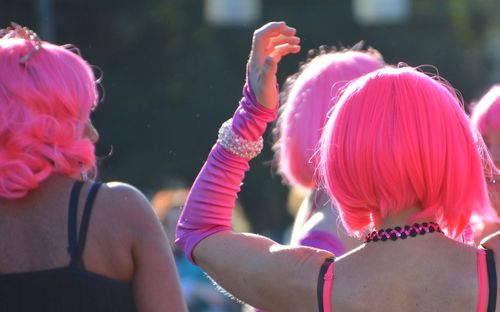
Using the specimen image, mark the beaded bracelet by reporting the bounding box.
[217,118,263,159]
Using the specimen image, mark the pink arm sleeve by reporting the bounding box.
[175,81,276,263]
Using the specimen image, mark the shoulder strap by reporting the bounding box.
[485,247,497,312]
[68,181,103,268]
[478,246,497,312]
[67,180,84,264]
[317,257,335,312]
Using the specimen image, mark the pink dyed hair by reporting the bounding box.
[0,37,98,198]
[274,49,383,189]
[471,85,500,135]
[320,66,497,238]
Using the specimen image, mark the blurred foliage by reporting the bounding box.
[1,0,499,236]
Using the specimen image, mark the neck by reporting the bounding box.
[376,205,435,229]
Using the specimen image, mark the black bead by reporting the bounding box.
[363,222,441,243]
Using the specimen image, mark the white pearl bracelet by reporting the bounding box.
[217,119,263,159]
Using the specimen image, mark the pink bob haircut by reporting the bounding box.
[274,49,384,189]
[319,66,497,239]
[471,85,500,136]
[0,37,98,198]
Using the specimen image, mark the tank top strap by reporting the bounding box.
[477,246,497,312]
[67,181,103,268]
[67,180,84,265]
[317,257,335,312]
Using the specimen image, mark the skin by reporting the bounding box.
[190,22,497,311]
[0,126,187,311]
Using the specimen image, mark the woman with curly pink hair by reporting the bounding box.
[177,21,500,311]
[0,24,186,311]
[275,46,383,255]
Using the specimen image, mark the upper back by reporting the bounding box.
[0,175,135,281]
[330,236,484,312]
[0,174,187,311]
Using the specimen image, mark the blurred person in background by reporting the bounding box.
[471,85,500,242]
[0,23,186,311]
[177,21,500,311]
[273,44,384,255]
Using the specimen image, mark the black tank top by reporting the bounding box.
[0,181,137,311]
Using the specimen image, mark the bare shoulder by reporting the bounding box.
[480,230,500,250]
[101,181,149,207]
[95,181,160,236]
[259,242,334,310]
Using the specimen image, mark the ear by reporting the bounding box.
[83,120,99,143]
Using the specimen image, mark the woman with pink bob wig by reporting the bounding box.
[0,24,186,311]
[276,47,383,255]
[177,22,500,311]
[471,85,500,241]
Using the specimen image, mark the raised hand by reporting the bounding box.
[247,22,300,109]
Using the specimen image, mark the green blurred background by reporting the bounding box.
[2,0,499,239]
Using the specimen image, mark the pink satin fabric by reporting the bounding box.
[175,81,276,263]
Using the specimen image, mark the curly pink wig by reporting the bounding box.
[275,50,383,189]
[471,85,500,136]
[0,37,98,198]
[320,66,497,238]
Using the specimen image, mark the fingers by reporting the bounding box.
[252,22,297,64]
[270,43,301,63]
[254,21,296,44]
[268,35,300,51]
[247,22,300,109]
[261,43,301,84]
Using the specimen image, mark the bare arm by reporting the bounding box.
[110,183,187,312]
[176,22,333,311]
[195,231,330,311]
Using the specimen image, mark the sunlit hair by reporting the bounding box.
[274,49,383,189]
[319,66,497,238]
[0,37,98,198]
[471,85,500,136]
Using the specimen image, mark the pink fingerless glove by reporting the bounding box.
[176,81,276,264]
